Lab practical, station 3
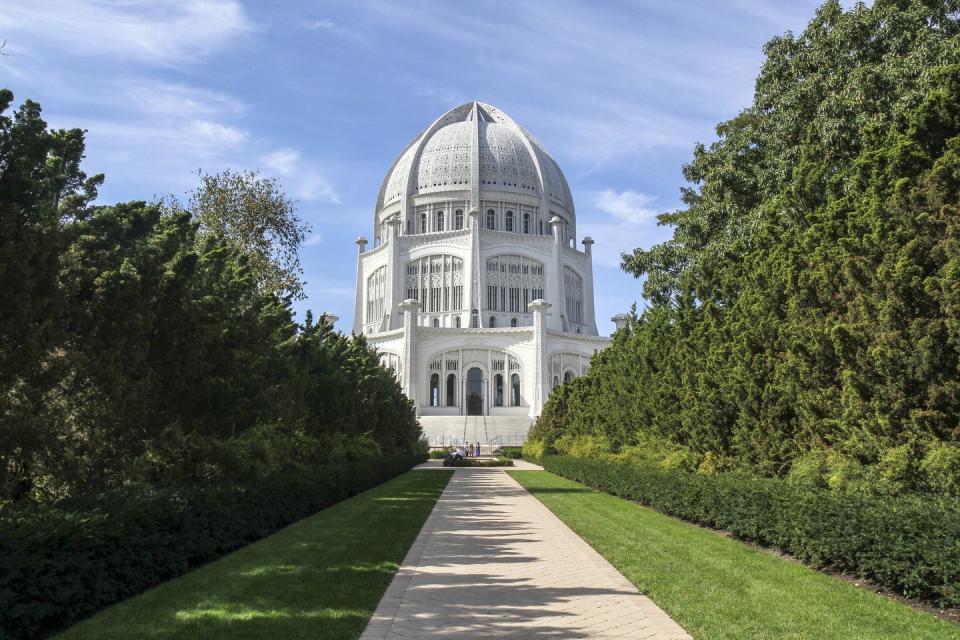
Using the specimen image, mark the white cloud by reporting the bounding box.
[261,149,301,176]
[582,189,673,269]
[128,83,246,120]
[304,19,335,30]
[595,189,659,224]
[304,232,323,246]
[259,149,340,204]
[186,120,248,149]
[0,0,252,66]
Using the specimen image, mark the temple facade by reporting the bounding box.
[353,101,615,418]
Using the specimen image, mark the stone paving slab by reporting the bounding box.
[361,468,691,639]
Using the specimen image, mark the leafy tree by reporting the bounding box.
[534,0,960,493]
[166,169,309,299]
[0,90,101,499]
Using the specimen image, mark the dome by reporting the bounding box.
[375,102,574,223]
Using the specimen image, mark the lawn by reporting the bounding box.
[510,470,960,640]
[57,470,452,640]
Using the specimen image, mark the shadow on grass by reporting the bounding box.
[57,471,453,640]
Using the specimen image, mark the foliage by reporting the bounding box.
[429,449,450,459]
[529,1,960,491]
[441,456,514,467]
[0,92,422,501]
[0,456,424,640]
[164,169,309,299]
[512,470,959,640]
[496,447,523,459]
[542,455,960,608]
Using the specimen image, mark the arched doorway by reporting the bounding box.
[466,367,484,415]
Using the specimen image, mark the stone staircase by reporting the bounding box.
[420,415,532,449]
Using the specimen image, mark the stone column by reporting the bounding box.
[529,299,551,417]
[352,236,367,335]
[400,298,420,414]
[582,236,598,335]
[386,217,401,331]
[611,313,630,332]
[549,216,564,332]
[466,208,480,326]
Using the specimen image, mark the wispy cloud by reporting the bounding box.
[0,0,253,66]
[582,189,673,268]
[595,189,659,224]
[259,148,340,204]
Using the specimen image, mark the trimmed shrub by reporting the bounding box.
[0,455,419,640]
[543,455,960,607]
[497,447,523,459]
[442,457,514,467]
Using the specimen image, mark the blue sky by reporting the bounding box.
[1,0,826,333]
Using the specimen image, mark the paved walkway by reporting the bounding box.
[361,468,691,639]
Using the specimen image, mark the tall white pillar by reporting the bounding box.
[467,208,480,327]
[529,298,551,417]
[549,216,564,332]
[386,217,401,330]
[352,236,367,335]
[611,313,630,332]
[582,236,598,335]
[400,298,419,413]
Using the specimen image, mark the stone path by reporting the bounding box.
[361,468,691,639]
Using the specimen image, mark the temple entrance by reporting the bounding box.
[466,367,484,415]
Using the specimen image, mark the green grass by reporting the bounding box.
[57,470,452,640]
[510,470,959,640]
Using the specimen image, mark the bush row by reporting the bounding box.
[442,457,514,467]
[543,455,960,607]
[0,455,421,640]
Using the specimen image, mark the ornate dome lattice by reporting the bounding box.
[375,102,574,220]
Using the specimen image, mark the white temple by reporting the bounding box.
[353,101,616,427]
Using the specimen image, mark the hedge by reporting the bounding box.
[543,455,960,607]
[0,455,421,640]
[442,457,514,467]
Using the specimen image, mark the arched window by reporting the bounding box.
[436,210,444,231]
[505,210,514,232]
[471,310,479,328]
[553,375,559,390]
[446,373,456,406]
[511,373,520,406]
[489,316,496,328]
[510,317,518,327]
[455,209,464,230]
[456,316,462,328]
[494,374,504,406]
[564,267,584,327]
[523,213,530,234]
[564,370,574,384]
[366,266,387,324]
[430,373,440,406]
[420,212,427,233]
[406,255,464,312]
[539,220,543,235]
[433,318,439,327]
[485,255,545,314]
[486,209,495,230]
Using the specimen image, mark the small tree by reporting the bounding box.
[169,169,309,299]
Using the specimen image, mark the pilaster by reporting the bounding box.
[352,236,367,335]
[400,298,419,413]
[549,216,564,332]
[529,299,551,417]
[582,236,598,335]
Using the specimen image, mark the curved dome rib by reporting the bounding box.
[374,101,575,235]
